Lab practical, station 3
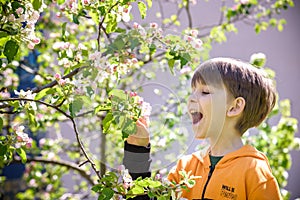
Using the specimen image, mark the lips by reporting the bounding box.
[190,110,203,124]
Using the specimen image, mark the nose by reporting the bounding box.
[188,92,198,104]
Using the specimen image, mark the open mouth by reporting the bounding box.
[190,110,203,124]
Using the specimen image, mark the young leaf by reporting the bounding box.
[34,88,54,100]
[109,89,127,101]
[138,1,147,19]
[32,0,42,11]
[168,59,175,75]
[122,117,137,139]
[4,40,19,63]
[102,113,114,133]
[0,144,7,156]
[69,97,83,117]
[16,148,27,163]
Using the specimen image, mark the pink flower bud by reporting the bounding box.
[32,38,40,44]
[131,58,138,64]
[130,92,137,97]
[26,138,33,148]
[190,29,198,37]
[133,22,139,29]
[16,7,24,15]
[54,73,61,80]
[17,136,23,142]
[27,42,35,50]
[58,79,66,86]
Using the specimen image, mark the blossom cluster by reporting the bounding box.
[183,29,203,50]
[54,73,68,86]
[13,125,33,148]
[1,0,46,49]
[128,91,152,118]
[14,89,37,110]
[0,66,19,88]
[52,41,87,68]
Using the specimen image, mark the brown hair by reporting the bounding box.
[191,57,276,134]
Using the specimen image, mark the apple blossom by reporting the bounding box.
[133,22,140,29]
[240,0,250,4]
[150,22,158,29]
[14,89,35,99]
[116,5,132,22]
[190,29,198,37]
[54,73,62,80]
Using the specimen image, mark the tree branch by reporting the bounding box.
[31,66,86,94]
[185,0,192,28]
[0,98,101,180]
[12,156,95,186]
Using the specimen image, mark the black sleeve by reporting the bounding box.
[123,141,152,200]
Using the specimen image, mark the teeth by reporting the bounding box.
[190,109,198,114]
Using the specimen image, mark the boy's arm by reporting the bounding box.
[249,177,282,200]
[123,141,151,180]
[123,119,151,199]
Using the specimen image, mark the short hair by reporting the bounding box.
[191,57,276,134]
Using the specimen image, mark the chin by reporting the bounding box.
[193,130,207,139]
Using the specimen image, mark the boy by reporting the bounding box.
[123,57,282,199]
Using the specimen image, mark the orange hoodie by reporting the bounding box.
[167,145,282,200]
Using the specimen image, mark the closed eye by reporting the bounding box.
[202,91,210,95]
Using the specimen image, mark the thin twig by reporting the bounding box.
[31,66,86,94]
[97,2,120,51]
[185,0,192,28]
[12,156,95,185]
[0,98,101,180]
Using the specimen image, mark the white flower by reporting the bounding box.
[240,0,250,4]
[89,51,101,60]
[141,101,152,117]
[116,5,132,22]
[150,22,158,29]
[191,38,203,50]
[190,29,198,37]
[14,89,35,99]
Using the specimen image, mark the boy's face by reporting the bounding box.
[188,81,231,140]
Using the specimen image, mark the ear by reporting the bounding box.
[227,97,245,117]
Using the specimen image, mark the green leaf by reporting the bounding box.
[102,113,114,133]
[73,14,80,24]
[138,1,147,19]
[62,22,67,38]
[0,31,8,38]
[168,59,175,75]
[114,37,125,50]
[109,89,127,101]
[105,14,117,34]
[0,144,7,156]
[122,117,137,139]
[91,184,103,192]
[32,0,42,11]
[146,0,152,8]
[35,88,53,100]
[69,97,83,117]
[16,148,27,163]
[28,109,37,127]
[180,53,191,67]
[101,188,114,200]
[149,43,156,55]
[4,40,19,63]
[129,38,140,50]
[131,185,144,195]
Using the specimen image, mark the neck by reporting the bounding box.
[209,131,244,156]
